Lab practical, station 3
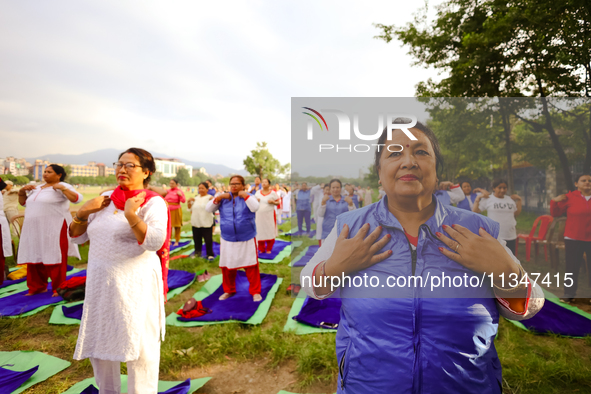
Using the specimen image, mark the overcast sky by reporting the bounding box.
[0,0,444,170]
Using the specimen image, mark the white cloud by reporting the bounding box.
[0,0,444,169]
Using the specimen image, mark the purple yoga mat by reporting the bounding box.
[0,365,39,394]
[0,270,86,317]
[80,379,191,394]
[178,272,278,322]
[519,300,591,337]
[292,245,320,267]
[198,242,221,257]
[258,240,291,260]
[63,269,196,321]
[170,240,192,252]
[0,265,74,290]
[293,297,341,329]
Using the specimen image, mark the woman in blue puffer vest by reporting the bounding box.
[301,120,544,393]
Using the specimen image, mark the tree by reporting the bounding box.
[243,142,290,179]
[375,0,591,189]
[175,168,191,186]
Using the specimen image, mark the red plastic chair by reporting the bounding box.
[515,215,553,262]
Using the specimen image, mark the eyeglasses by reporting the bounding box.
[113,162,142,170]
[229,183,242,186]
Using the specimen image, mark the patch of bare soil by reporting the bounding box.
[175,360,336,394]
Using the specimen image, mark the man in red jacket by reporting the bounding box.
[550,173,591,303]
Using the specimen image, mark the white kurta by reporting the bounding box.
[255,190,278,241]
[206,196,260,269]
[282,191,291,214]
[73,192,168,362]
[364,189,373,206]
[17,182,83,265]
[0,193,12,258]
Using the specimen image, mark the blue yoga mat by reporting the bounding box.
[258,240,290,260]
[0,270,86,317]
[0,265,74,290]
[520,299,591,337]
[307,230,316,239]
[292,245,320,267]
[178,272,278,322]
[198,242,220,257]
[63,269,196,321]
[0,365,39,394]
[293,297,341,329]
[80,379,191,394]
[170,240,192,252]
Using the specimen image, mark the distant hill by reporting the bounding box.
[27,149,247,177]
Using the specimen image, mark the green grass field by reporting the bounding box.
[2,188,590,393]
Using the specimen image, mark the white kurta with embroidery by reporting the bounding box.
[206,197,260,269]
[255,190,278,241]
[0,192,12,258]
[72,191,168,362]
[17,182,83,265]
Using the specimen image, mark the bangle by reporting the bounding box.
[130,219,142,228]
[72,217,87,225]
[75,213,88,222]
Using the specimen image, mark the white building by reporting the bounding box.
[154,158,193,178]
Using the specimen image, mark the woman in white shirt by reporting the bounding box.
[17,164,83,295]
[188,182,215,260]
[473,179,522,254]
[69,148,169,394]
[255,179,280,254]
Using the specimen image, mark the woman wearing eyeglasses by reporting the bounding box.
[17,164,83,295]
[206,175,262,302]
[69,148,170,394]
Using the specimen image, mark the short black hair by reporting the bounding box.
[374,118,443,176]
[329,178,342,188]
[199,182,209,189]
[230,175,246,186]
[575,173,591,183]
[118,148,156,187]
[48,164,67,182]
[171,178,180,185]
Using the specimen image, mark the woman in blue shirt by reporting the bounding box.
[318,179,355,245]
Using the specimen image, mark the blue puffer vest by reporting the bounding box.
[297,189,312,211]
[457,193,478,211]
[322,196,351,239]
[334,196,502,394]
[218,195,256,242]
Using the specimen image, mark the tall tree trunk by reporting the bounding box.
[585,104,591,174]
[537,78,575,191]
[500,103,515,193]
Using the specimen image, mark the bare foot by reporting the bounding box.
[25,289,48,296]
[219,292,235,301]
[51,292,60,298]
[253,294,262,302]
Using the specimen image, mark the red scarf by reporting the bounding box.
[111,186,172,300]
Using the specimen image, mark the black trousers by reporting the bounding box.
[564,239,591,298]
[192,226,214,258]
[505,239,516,255]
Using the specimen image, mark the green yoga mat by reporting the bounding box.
[283,296,339,335]
[0,350,71,394]
[49,271,198,325]
[61,375,211,394]
[166,274,282,327]
[505,287,591,338]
